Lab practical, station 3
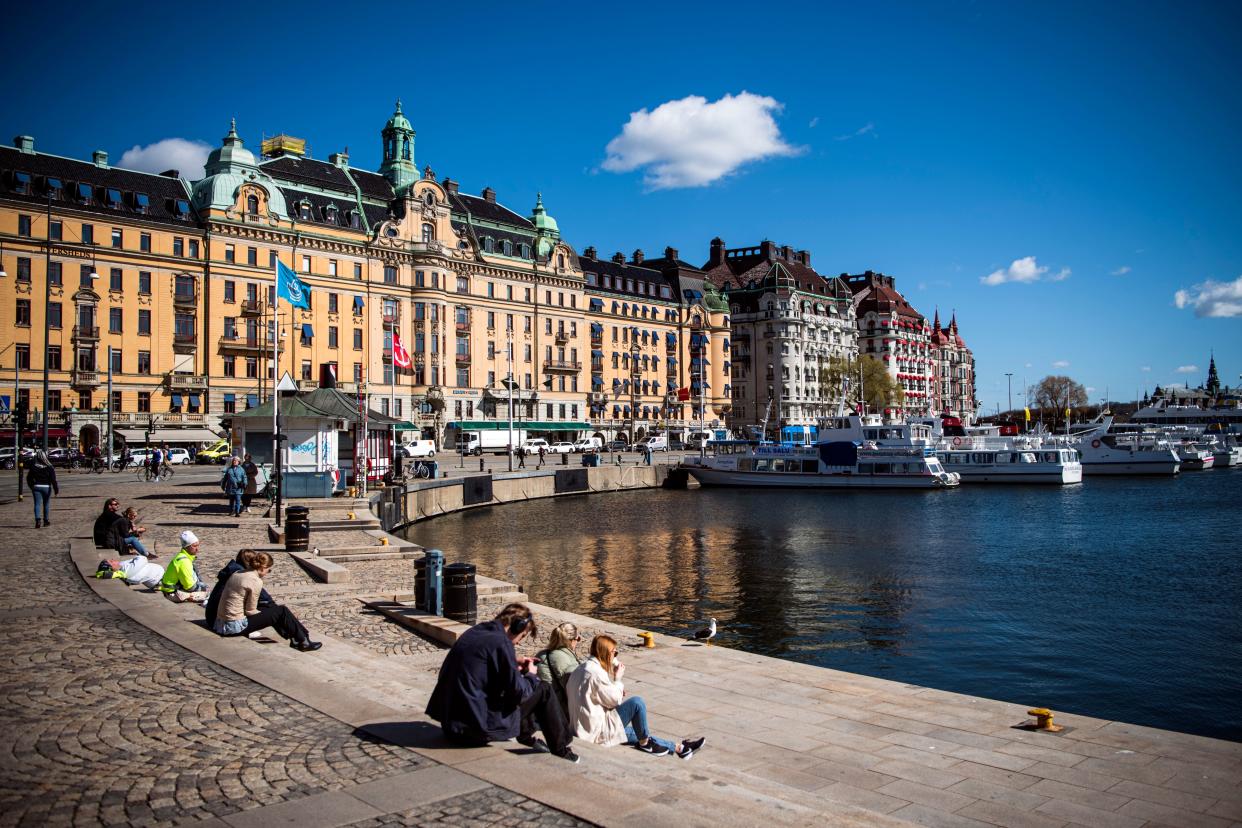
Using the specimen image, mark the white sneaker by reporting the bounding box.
[247,631,263,639]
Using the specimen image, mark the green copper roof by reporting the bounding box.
[191,120,288,219]
[386,99,413,132]
[530,192,559,234]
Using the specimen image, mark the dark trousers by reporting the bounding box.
[244,605,308,642]
[518,681,573,754]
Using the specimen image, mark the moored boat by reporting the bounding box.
[683,440,959,489]
[1070,416,1181,475]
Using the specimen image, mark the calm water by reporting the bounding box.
[404,469,1242,741]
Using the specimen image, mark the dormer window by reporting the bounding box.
[501,239,512,256]
[105,188,122,208]
[45,176,62,198]
[518,243,530,258]
[134,192,150,214]
[76,182,93,203]
[325,203,339,224]
[173,199,191,219]
[481,236,494,253]
[348,210,361,228]
[246,194,259,215]
[12,171,31,194]
[298,200,311,220]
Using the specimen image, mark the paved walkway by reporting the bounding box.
[1,474,1240,827]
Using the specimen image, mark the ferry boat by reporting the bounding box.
[1130,397,1242,435]
[912,417,1082,484]
[683,440,959,489]
[1070,417,1181,475]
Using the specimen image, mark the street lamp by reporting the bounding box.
[1005,372,1013,418]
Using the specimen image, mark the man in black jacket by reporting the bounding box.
[92,498,128,552]
[204,550,275,628]
[427,602,577,762]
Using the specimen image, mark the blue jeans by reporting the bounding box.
[32,485,51,523]
[616,696,676,754]
[124,535,148,555]
[228,491,243,514]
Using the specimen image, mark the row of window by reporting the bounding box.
[7,171,191,219]
[584,271,674,300]
[14,215,201,258]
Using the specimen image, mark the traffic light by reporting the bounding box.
[14,402,27,431]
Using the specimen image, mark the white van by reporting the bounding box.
[638,434,668,451]
[400,439,436,459]
[572,436,603,453]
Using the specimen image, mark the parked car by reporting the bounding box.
[572,436,603,453]
[548,442,575,454]
[47,447,88,468]
[399,439,436,459]
[0,447,35,470]
[165,448,192,465]
[605,439,628,452]
[519,438,550,456]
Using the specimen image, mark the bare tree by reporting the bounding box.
[1032,375,1087,425]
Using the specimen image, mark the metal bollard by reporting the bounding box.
[479,457,485,472]
[561,452,568,466]
[423,549,445,616]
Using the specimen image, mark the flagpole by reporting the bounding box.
[389,321,396,474]
[271,272,281,526]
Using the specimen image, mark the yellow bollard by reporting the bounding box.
[1027,708,1063,732]
[346,512,355,520]
[379,537,389,546]
[637,631,655,648]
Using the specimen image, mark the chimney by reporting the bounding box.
[329,150,350,168]
[482,186,496,203]
[664,246,679,261]
[781,245,793,260]
[14,135,34,153]
[760,240,777,261]
[612,251,626,264]
[582,246,597,260]
[799,249,811,267]
[443,177,459,194]
[632,249,644,264]
[93,150,109,168]
[160,169,180,179]
[708,237,726,267]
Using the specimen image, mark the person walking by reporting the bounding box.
[643,444,654,465]
[537,444,546,468]
[26,450,59,529]
[241,454,259,514]
[222,457,247,517]
[213,550,321,651]
[517,446,527,469]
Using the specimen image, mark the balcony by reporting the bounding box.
[166,373,208,391]
[455,352,471,364]
[173,289,197,308]
[297,379,319,391]
[173,332,197,352]
[71,369,100,388]
[72,324,100,341]
[554,331,569,345]
[239,299,262,317]
[218,333,278,353]
[454,320,469,331]
[545,360,581,373]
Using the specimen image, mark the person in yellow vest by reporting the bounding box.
[160,530,208,603]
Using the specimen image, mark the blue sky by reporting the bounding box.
[5,0,1240,412]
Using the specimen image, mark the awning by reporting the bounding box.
[723,339,731,351]
[691,333,708,346]
[247,393,259,408]
[353,295,364,311]
[189,393,200,407]
[589,299,603,311]
[591,349,603,358]
[301,323,314,340]
[590,322,602,334]
[592,376,603,388]
[667,357,677,366]
[652,381,661,391]
[613,378,621,387]
[117,427,222,444]
[666,332,677,344]
[170,393,182,407]
[392,421,421,431]
[223,393,235,402]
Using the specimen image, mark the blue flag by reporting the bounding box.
[276,260,311,309]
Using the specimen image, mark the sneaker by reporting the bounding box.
[290,640,323,652]
[517,736,550,753]
[681,737,706,753]
[555,748,580,764]
[676,746,694,760]
[635,740,671,756]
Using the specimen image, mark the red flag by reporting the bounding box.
[392,330,412,369]
[676,387,690,402]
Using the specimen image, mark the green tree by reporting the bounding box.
[818,356,905,412]
[1032,375,1087,426]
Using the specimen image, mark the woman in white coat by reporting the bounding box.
[565,634,705,759]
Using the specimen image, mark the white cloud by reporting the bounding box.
[808,117,820,128]
[1176,365,1199,373]
[1024,363,1033,368]
[835,122,876,141]
[602,92,802,190]
[1111,266,1131,276]
[1086,387,1096,393]
[1052,360,1070,368]
[1141,366,1151,372]
[981,256,1048,286]
[1049,267,1072,282]
[117,138,211,179]
[1173,275,1242,318]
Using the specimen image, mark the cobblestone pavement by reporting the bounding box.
[0,476,592,827]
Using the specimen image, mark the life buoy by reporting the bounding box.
[1091,439,1101,448]
[952,437,962,446]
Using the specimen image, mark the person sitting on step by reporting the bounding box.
[213,549,321,651]
[566,634,705,759]
[159,530,208,603]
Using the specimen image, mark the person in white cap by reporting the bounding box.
[159,530,208,602]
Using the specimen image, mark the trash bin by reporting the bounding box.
[424,460,439,479]
[413,555,427,611]
[581,452,601,467]
[284,505,310,552]
[443,562,477,625]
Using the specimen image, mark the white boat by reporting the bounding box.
[1131,397,1242,435]
[683,440,959,489]
[913,418,1082,484]
[1175,441,1216,471]
[1070,417,1181,475]
[1208,438,1242,468]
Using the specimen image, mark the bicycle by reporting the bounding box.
[135,461,175,482]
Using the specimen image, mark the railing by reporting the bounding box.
[161,413,206,424]
[173,332,197,345]
[72,325,100,340]
[297,379,319,391]
[166,374,208,390]
[555,331,569,345]
[71,370,99,386]
[545,360,581,371]
[455,352,471,363]
[173,290,197,306]
[454,321,470,331]
[240,299,262,316]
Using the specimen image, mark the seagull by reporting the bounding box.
[693,618,717,646]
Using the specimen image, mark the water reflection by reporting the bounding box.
[404,472,1242,741]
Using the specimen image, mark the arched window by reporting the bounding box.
[386,137,396,160]
[557,254,565,269]
[246,194,259,215]
[401,136,411,160]
[424,191,434,207]
[421,223,434,243]
[298,200,311,220]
